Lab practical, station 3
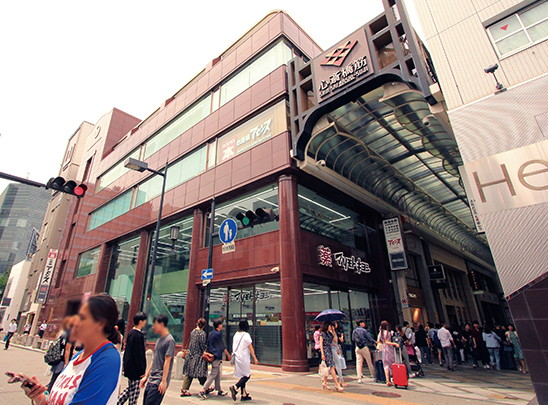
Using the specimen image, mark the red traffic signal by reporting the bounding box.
[46,177,87,198]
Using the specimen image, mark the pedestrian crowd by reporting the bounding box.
[8,293,259,405]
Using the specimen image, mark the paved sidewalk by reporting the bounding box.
[0,345,536,405]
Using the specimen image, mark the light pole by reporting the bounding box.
[203,197,215,336]
[124,157,169,317]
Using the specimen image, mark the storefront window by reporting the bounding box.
[206,185,279,246]
[105,236,140,322]
[75,247,100,278]
[144,217,192,342]
[298,185,369,251]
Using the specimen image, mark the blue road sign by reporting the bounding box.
[219,218,237,244]
[201,268,214,280]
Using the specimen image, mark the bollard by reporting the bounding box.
[175,351,184,380]
[41,339,50,351]
[146,349,154,370]
[30,335,37,347]
[33,338,42,349]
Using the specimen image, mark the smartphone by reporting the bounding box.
[5,372,36,389]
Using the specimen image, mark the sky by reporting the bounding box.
[0,1,424,195]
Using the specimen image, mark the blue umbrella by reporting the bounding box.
[315,309,346,322]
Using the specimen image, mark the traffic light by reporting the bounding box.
[46,177,87,198]
[235,207,277,228]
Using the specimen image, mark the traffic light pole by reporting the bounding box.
[144,160,169,318]
[0,171,47,189]
[203,197,215,336]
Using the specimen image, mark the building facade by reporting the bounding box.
[0,259,31,329]
[40,2,505,372]
[0,183,50,274]
[413,0,548,401]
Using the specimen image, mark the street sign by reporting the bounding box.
[222,241,235,254]
[383,218,408,270]
[202,279,211,286]
[201,268,214,280]
[219,218,237,244]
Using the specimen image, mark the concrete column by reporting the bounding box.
[126,230,150,339]
[182,208,204,348]
[278,175,308,372]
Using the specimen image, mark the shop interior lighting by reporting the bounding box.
[298,195,347,218]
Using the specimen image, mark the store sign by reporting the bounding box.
[218,102,285,164]
[459,166,485,233]
[428,264,446,281]
[464,139,548,215]
[231,290,272,303]
[313,28,373,104]
[383,218,408,270]
[36,249,58,304]
[317,245,371,274]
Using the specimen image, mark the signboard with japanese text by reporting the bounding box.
[313,27,373,104]
[383,218,408,270]
[217,102,286,164]
[36,249,58,303]
[317,245,371,274]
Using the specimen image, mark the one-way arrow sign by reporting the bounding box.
[201,268,214,280]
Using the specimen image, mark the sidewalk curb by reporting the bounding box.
[10,344,46,354]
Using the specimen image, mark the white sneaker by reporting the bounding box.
[357,379,363,384]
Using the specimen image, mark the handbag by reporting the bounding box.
[202,351,215,363]
[44,336,65,366]
[230,333,244,366]
[318,360,329,377]
[181,349,189,359]
[338,352,347,370]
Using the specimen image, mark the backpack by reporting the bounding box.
[44,336,65,366]
[432,330,441,347]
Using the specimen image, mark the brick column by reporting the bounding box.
[278,174,309,372]
[126,230,150,339]
[182,208,204,348]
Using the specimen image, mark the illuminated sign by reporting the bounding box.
[317,245,371,274]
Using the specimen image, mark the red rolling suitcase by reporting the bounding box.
[392,347,408,389]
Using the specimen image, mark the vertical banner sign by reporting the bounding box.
[382,218,408,270]
[35,249,58,303]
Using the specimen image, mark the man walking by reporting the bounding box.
[38,320,47,338]
[140,315,175,405]
[118,312,147,405]
[199,320,231,399]
[352,319,376,382]
[438,322,456,371]
[4,319,17,349]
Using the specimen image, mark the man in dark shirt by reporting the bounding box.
[199,320,231,399]
[118,312,147,405]
[415,324,432,365]
[352,319,376,382]
[470,320,485,368]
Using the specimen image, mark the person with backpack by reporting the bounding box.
[45,316,74,391]
[428,323,443,366]
[22,294,122,404]
[352,319,376,383]
[118,312,147,405]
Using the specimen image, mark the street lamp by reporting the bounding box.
[124,157,169,317]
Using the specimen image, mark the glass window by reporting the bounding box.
[144,217,193,343]
[488,1,548,56]
[76,246,101,278]
[217,101,288,164]
[16,219,27,227]
[220,41,293,106]
[206,185,279,246]
[298,185,370,250]
[144,95,211,159]
[97,148,141,192]
[88,190,132,231]
[105,236,141,322]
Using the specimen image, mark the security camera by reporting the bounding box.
[484,64,499,74]
[316,159,326,167]
[422,116,430,127]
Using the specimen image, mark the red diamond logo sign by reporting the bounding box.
[501,24,509,31]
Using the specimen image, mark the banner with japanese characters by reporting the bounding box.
[36,249,58,303]
[382,218,408,270]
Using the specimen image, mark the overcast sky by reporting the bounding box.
[0,0,423,196]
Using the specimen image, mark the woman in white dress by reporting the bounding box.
[228,320,258,402]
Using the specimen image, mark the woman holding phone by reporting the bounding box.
[20,293,122,404]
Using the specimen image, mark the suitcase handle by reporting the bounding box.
[395,345,403,364]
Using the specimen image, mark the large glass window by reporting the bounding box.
[76,246,101,278]
[144,217,192,342]
[144,95,212,159]
[298,185,371,251]
[97,148,141,192]
[105,236,140,322]
[88,190,133,231]
[488,1,548,56]
[220,41,293,106]
[217,101,288,164]
[206,185,279,246]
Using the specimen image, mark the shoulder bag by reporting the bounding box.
[202,351,215,363]
[229,333,244,366]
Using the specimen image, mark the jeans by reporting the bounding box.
[419,346,431,364]
[355,346,375,379]
[487,347,501,369]
[143,382,165,405]
[203,359,222,392]
[442,346,455,370]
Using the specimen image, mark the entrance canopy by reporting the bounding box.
[289,0,491,263]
